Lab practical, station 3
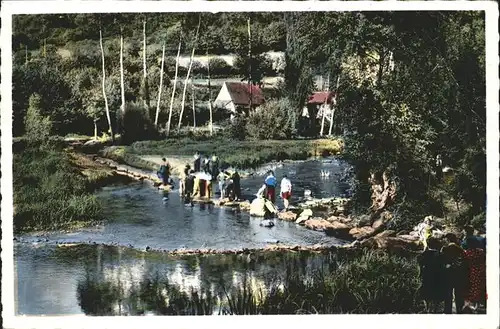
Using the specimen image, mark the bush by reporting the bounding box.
[120,102,159,145]
[246,98,295,140]
[13,141,103,232]
[208,57,233,77]
[24,93,53,142]
[224,116,247,141]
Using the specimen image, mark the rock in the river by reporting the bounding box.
[324,221,352,239]
[327,215,353,225]
[250,198,266,217]
[295,216,308,225]
[278,211,298,221]
[357,214,372,227]
[299,209,313,219]
[238,200,251,211]
[260,219,275,227]
[397,234,419,241]
[349,226,376,240]
[304,218,350,239]
[375,230,396,239]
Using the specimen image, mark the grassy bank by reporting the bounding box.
[101,138,343,171]
[13,140,106,232]
[72,247,423,315]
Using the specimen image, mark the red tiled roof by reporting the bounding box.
[225,82,265,106]
[307,91,335,104]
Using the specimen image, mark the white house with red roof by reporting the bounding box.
[214,82,265,118]
[301,91,336,119]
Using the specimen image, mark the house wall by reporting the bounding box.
[214,83,237,113]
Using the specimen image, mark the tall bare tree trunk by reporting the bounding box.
[119,28,125,137]
[192,81,196,128]
[94,120,98,140]
[142,20,150,115]
[155,42,166,126]
[319,101,327,137]
[207,47,213,135]
[120,30,125,114]
[99,29,114,142]
[247,16,252,112]
[328,75,340,136]
[177,16,201,131]
[166,37,182,136]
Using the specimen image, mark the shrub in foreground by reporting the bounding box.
[13,141,103,232]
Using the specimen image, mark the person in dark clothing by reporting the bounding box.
[231,171,241,201]
[203,157,211,174]
[417,237,446,313]
[441,233,468,314]
[183,170,196,204]
[210,153,220,179]
[157,157,171,185]
[193,151,201,172]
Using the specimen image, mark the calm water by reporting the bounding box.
[15,243,342,315]
[15,159,352,315]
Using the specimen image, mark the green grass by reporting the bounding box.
[13,141,104,232]
[102,137,344,170]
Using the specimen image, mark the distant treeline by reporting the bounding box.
[13,13,286,55]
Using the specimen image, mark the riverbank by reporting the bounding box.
[12,140,133,233]
[97,137,343,174]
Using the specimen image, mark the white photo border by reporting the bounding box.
[1,1,498,329]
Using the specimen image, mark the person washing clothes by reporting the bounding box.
[264,170,277,204]
[157,157,171,186]
[280,174,292,211]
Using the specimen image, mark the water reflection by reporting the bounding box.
[16,243,338,315]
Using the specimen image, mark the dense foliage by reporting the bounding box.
[12,11,486,230]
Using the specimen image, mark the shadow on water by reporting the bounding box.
[15,243,424,315]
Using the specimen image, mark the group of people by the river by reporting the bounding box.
[417,223,486,314]
[156,152,293,212]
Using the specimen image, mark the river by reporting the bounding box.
[15,158,353,315]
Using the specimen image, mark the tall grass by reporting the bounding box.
[13,141,103,232]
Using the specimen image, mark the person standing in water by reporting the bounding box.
[193,151,201,172]
[264,170,277,204]
[157,157,171,186]
[217,171,229,200]
[232,171,241,201]
[184,170,196,205]
[280,174,292,211]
